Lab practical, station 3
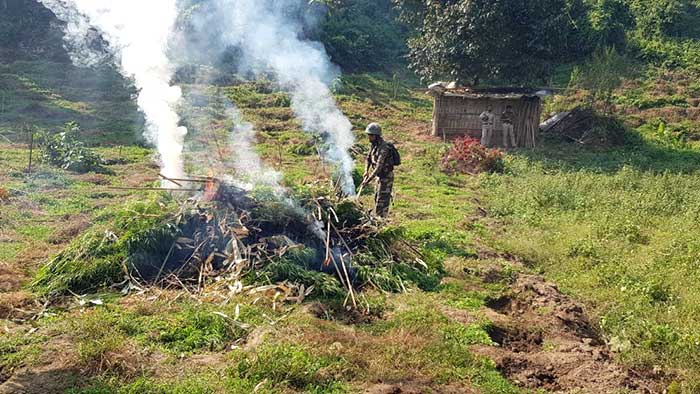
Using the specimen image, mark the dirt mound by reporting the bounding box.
[472,275,664,393]
[541,108,627,147]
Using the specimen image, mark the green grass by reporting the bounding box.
[0,331,46,378]
[10,66,700,393]
[482,135,700,379]
[0,61,142,143]
[66,299,275,356]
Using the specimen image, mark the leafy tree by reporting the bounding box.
[628,0,688,38]
[394,0,592,85]
[586,0,634,47]
[39,122,109,174]
[317,0,409,72]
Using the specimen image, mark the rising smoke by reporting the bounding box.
[181,85,326,239]
[38,0,188,185]
[188,0,358,196]
[40,0,357,195]
[225,107,283,190]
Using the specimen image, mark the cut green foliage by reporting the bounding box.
[32,195,178,296]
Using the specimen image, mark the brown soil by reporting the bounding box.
[0,366,80,394]
[0,291,37,320]
[0,338,80,394]
[0,265,24,293]
[471,274,665,393]
[47,214,91,244]
[307,301,382,325]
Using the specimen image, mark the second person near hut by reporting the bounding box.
[502,105,517,148]
[479,106,495,146]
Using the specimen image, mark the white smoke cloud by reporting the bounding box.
[38,0,187,184]
[198,0,357,196]
[223,105,284,191]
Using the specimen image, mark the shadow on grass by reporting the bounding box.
[513,133,700,174]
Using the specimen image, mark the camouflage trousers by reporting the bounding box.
[503,123,516,148]
[375,173,394,218]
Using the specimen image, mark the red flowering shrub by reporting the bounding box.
[441,137,504,174]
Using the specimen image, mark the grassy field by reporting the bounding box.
[2,60,700,393]
[483,139,700,380]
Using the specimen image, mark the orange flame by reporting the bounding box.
[203,169,218,201]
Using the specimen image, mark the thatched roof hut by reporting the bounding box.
[428,82,551,148]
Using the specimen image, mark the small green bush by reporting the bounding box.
[38,122,110,174]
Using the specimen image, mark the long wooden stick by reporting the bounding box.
[158,174,183,187]
[155,177,213,183]
[106,186,200,192]
[338,252,357,308]
[325,216,349,293]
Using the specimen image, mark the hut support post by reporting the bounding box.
[431,96,440,137]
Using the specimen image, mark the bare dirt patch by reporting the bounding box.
[0,366,80,394]
[76,173,110,185]
[472,275,665,393]
[47,214,91,244]
[0,291,37,320]
[0,266,24,293]
[307,301,381,325]
[0,337,80,394]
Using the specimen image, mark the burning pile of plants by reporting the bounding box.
[33,179,442,305]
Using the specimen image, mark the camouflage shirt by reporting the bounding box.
[502,108,516,125]
[366,140,394,180]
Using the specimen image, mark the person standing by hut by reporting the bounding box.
[502,105,517,148]
[479,106,495,146]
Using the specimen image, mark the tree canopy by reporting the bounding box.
[317,0,408,73]
[393,0,700,85]
[394,0,593,85]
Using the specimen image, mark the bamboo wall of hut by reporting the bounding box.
[428,84,546,148]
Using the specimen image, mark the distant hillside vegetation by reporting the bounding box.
[0,0,68,62]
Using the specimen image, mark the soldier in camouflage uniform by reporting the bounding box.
[360,123,394,218]
[501,105,517,148]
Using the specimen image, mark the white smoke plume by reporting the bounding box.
[223,105,284,191]
[223,104,326,239]
[37,0,187,184]
[195,0,357,196]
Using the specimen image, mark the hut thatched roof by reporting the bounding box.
[428,82,552,99]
